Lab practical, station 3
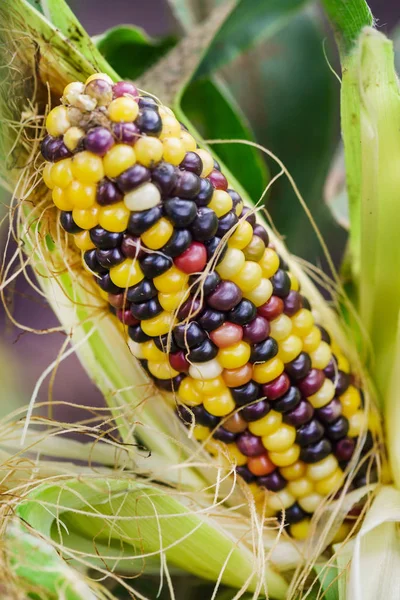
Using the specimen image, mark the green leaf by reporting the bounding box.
[40,0,118,78]
[313,563,340,600]
[223,10,342,261]
[94,25,177,81]
[181,75,269,199]
[17,478,288,598]
[196,0,309,78]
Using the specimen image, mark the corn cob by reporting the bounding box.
[40,73,375,540]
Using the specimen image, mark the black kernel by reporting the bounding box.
[164,198,197,227]
[131,298,163,320]
[90,226,122,249]
[128,205,163,236]
[250,337,279,363]
[127,279,157,303]
[60,211,82,234]
[161,229,192,257]
[228,300,257,325]
[140,253,172,279]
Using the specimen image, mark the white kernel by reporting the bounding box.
[267,490,295,511]
[189,359,223,380]
[62,81,85,105]
[124,182,161,212]
[307,455,338,481]
[128,340,145,359]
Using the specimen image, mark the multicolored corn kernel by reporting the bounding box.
[41,74,376,539]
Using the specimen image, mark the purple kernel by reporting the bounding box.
[242,316,270,343]
[334,437,356,461]
[252,224,269,245]
[113,81,139,99]
[236,431,265,457]
[121,234,145,259]
[113,122,140,144]
[177,296,203,321]
[84,127,114,156]
[207,281,242,311]
[298,369,325,397]
[240,206,256,227]
[334,370,351,396]
[324,357,337,379]
[180,151,203,176]
[283,399,314,426]
[236,465,255,483]
[213,427,237,443]
[315,398,342,424]
[41,135,71,162]
[257,470,286,492]
[96,179,123,206]
[283,291,302,317]
[116,164,151,193]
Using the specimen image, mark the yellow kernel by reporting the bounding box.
[85,73,113,85]
[159,114,181,139]
[332,521,352,544]
[307,455,338,481]
[52,187,73,211]
[288,272,299,291]
[298,493,324,513]
[196,149,214,176]
[287,478,314,498]
[205,439,225,456]
[226,443,247,467]
[154,265,188,293]
[235,200,244,217]
[74,230,95,251]
[280,461,306,481]
[270,314,293,341]
[203,390,235,417]
[141,311,175,337]
[269,444,300,467]
[277,334,303,363]
[141,217,173,250]
[109,259,144,288]
[178,378,202,406]
[337,353,350,373]
[43,162,54,189]
[216,248,245,279]
[64,126,85,151]
[108,96,139,122]
[348,410,367,437]
[180,130,197,151]
[248,410,282,437]
[208,190,233,217]
[158,290,188,312]
[258,247,280,278]
[310,341,332,370]
[98,202,130,232]
[290,519,311,540]
[66,180,96,209]
[194,425,211,441]
[158,106,174,117]
[148,360,179,380]
[243,278,273,307]
[308,379,335,408]
[301,326,322,353]
[141,340,166,362]
[103,144,136,178]
[194,376,226,395]
[267,489,296,511]
[135,137,164,167]
[46,105,71,136]
[217,341,251,369]
[72,205,99,229]
[228,221,253,249]
[71,151,104,183]
[315,468,344,495]
[262,424,296,452]
[291,309,314,337]
[231,262,263,293]
[253,357,284,384]
[50,158,73,188]
[162,137,186,165]
[340,385,361,418]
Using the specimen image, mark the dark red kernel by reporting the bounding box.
[242,316,270,343]
[258,296,284,321]
[117,309,139,326]
[174,242,207,274]
[262,373,290,400]
[236,432,265,457]
[169,351,190,373]
[298,369,325,396]
[113,81,139,99]
[208,169,228,190]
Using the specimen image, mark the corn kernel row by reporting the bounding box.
[41,74,376,539]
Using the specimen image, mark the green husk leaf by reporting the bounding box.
[39,0,118,78]
[93,25,176,80]
[17,478,289,598]
[7,520,98,600]
[320,0,373,56]
[334,486,400,600]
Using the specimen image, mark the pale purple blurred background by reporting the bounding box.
[0,0,398,422]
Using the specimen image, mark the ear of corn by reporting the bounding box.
[38,73,377,540]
